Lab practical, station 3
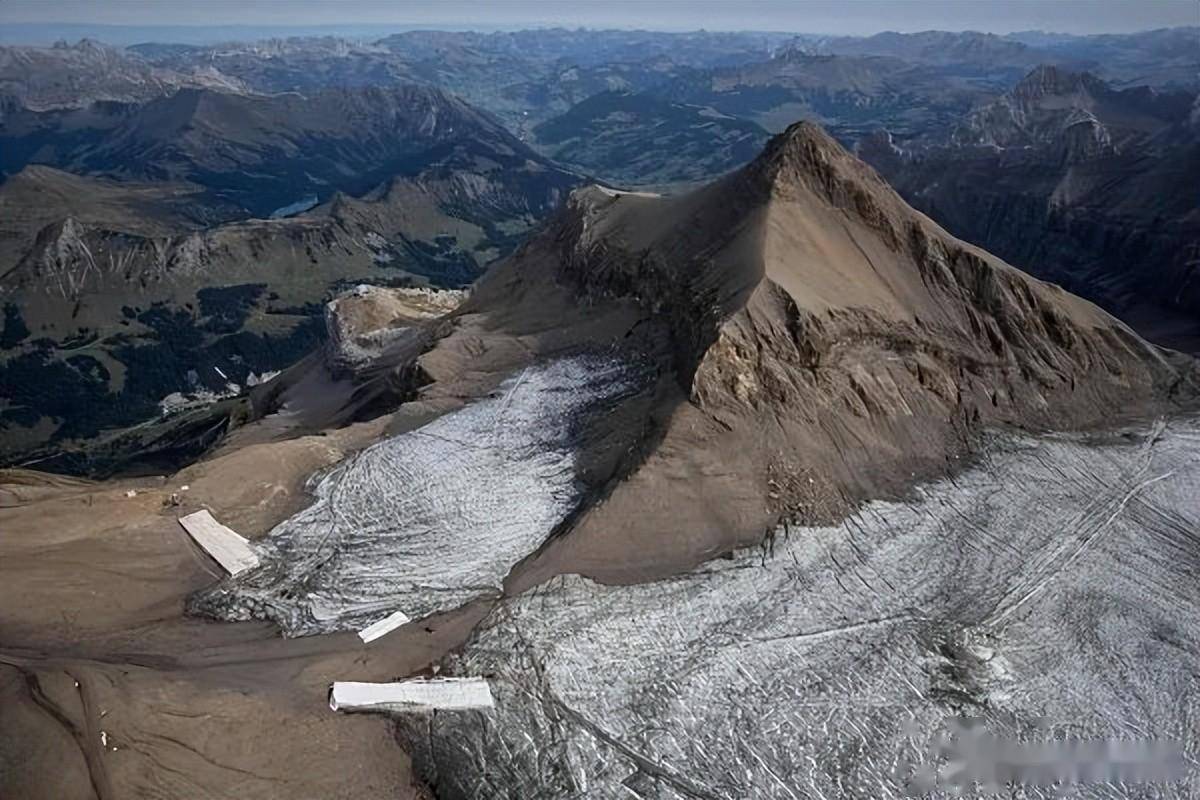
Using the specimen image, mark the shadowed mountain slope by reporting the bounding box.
[3,84,579,219]
[861,66,1200,352]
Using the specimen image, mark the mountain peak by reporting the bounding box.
[1014,64,1105,100]
[776,119,838,147]
[751,121,846,179]
[743,120,902,217]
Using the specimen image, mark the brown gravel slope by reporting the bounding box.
[0,430,481,800]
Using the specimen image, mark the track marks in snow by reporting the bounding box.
[412,416,1200,798]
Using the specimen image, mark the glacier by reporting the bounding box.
[191,353,651,636]
[404,416,1200,799]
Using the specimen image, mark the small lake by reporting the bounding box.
[269,195,320,219]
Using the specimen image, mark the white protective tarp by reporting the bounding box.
[357,610,412,643]
[178,509,259,576]
[329,678,494,713]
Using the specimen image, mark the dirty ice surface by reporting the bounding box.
[407,416,1200,799]
[193,354,648,636]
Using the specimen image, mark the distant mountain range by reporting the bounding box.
[0,68,581,466]
[5,83,573,217]
[0,25,1196,467]
[532,90,769,185]
[860,64,1200,351]
[0,37,246,110]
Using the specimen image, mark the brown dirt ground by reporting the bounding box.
[0,418,489,799]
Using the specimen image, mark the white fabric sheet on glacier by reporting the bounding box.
[330,679,494,713]
[177,509,259,576]
[358,610,411,643]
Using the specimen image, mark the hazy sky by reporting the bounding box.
[0,0,1196,36]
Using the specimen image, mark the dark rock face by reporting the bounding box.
[859,67,1200,352]
[890,154,1200,318]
